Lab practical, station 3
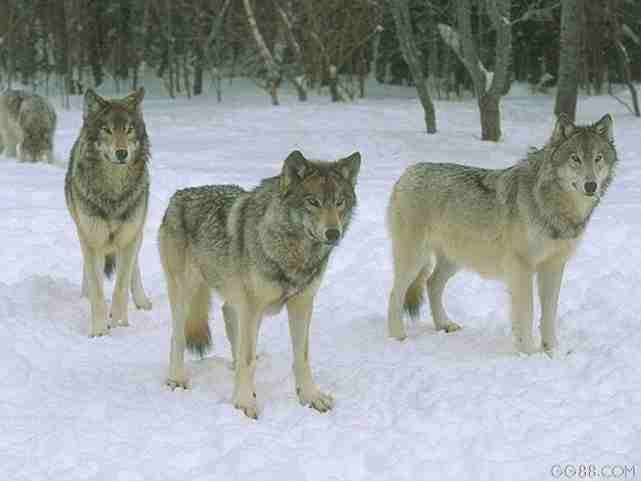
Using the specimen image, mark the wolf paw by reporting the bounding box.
[439,321,462,333]
[234,397,258,420]
[89,328,109,338]
[165,378,189,390]
[516,339,540,355]
[297,387,335,413]
[134,297,152,311]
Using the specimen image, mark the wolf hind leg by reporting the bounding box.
[184,278,212,358]
[387,223,432,340]
[426,254,462,333]
[159,226,189,388]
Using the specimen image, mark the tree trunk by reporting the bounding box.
[328,65,342,102]
[479,94,501,141]
[243,0,280,105]
[389,0,437,133]
[275,2,308,101]
[555,0,581,121]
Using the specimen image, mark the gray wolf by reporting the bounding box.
[65,88,152,337]
[0,89,56,162]
[387,114,617,355]
[159,150,361,418]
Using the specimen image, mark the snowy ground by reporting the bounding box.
[1,81,640,481]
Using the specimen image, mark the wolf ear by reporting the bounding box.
[83,89,108,119]
[551,113,576,143]
[593,113,613,142]
[336,152,361,186]
[281,150,309,194]
[124,87,145,110]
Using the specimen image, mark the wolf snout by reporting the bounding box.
[115,149,129,161]
[324,228,341,244]
[584,181,597,196]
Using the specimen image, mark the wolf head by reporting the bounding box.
[548,113,617,199]
[280,150,361,246]
[18,130,53,162]
[83,87,147,165]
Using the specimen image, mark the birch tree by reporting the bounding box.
[389,0,437,133]
[439,0,512,141]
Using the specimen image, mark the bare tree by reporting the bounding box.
[243,0,281,105]
[275,1,307,101]
[440,0,512,141]
[389,0,437,133]
[555,0,581,121]
[609,0,640,117]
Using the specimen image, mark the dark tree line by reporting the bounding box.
[1,0,639,140]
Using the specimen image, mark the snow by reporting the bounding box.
[1,81,640,480]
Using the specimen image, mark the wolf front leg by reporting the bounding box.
[110,239,138,326]
[233,303,260,419]
[538,259,565,354]
[506,262,538,354]
[287,292,335,413]
[131,234,152,310]
[79,240,108,337]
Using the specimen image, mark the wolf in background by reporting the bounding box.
[159,150,361,419]
[65,88,152,337]
[387,114,617,355]
[0,89,56,162]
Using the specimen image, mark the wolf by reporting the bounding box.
[65,88,152,337]
[387,114,617,355]
[0,89,57,162]
[159,150,361,419]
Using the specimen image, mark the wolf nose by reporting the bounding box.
[325,229,341,244]
[584,181,597,195]
[115,149,128,161]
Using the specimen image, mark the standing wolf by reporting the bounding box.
[159,150,361,418]
[65,88,152,337]
[387,114,617,355]
[0,89,56,162]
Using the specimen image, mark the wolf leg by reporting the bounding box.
[538,259,565,354]
[110,239,137,326]
[506,262,537,354]
[223,303,238,368]
[166,272,188,389]
[79,240,108,337]
[426,255,462,333]
[287,292,334,413]
[131,234,152,310]
[232,302,260,419]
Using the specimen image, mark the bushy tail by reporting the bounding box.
[185,282,212,358]
[403,266,429,320]
[104,255,116,279]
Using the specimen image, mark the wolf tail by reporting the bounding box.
[403,266,429,320]
[185,282,212,358]
[104,255,116,279]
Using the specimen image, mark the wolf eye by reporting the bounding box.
[127,124,134,134]
[595,154,603,163]
[336,198,345,207]
[101,126,112,134]
[306,198,321,208]
[570,153,581,165]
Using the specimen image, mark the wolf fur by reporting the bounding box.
[387,114,617,354]
[65,88,152,337]
[159,150,361,418]
[0,89,56,162]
